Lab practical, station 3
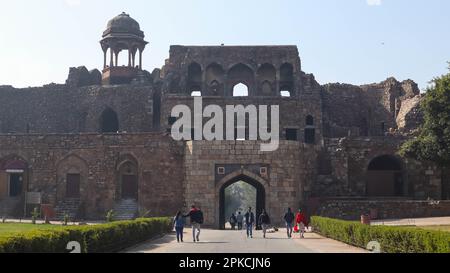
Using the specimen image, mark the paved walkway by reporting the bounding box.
[125,228,367,253]
[372,216,450,227]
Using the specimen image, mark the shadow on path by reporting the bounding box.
[125,229,367,253]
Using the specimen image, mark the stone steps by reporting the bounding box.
[113,199,138,221]
[54,198,80,220]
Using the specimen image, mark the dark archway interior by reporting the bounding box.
[368,155,402,171]
[100,108,119,133]
[187,62,202,93]
[219,175,265,230]
[306,115,314,126]
[119,161,138,200]
[66,174,81,198]
[279,63,294,95]
[228,64,254,96]
[9,173,23,197]
[367,155,404,197]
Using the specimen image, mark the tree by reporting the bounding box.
[224,181,257,223]
[400,65,450,166]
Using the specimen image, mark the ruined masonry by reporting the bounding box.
[1,13,449,227]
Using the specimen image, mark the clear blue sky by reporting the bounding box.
[0,0,449,90]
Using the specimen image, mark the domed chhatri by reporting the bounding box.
[100,12,148,85]
[103,12,144,39]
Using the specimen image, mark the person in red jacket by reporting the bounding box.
[294,209,306,238]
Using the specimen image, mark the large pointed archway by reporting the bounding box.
[366,155,404,197]
[218,173,266,230]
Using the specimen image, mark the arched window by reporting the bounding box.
[1,157,28,197]
[206,63,224,94]
[187,62,202,94]
[228,64,254,96]
[306,115,314,126]
[257,64,276,96]
[188,62,202,82]
[118,160,138,200]
[233,83,249,97]
[100,108,119,133]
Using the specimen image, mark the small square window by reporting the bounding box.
[286,128,298,141]
[217,167,225,175]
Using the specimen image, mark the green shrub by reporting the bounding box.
[0,217,172,253]
[311,216,450,253]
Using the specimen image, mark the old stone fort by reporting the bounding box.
[1,13,449,227]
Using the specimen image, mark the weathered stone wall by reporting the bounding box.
[396,95,424,132]
[66,66,101,87]
[183,140,318,228]
[161,95,323,143]
[0,44,441,222]
[361,78,420,116]
[315,199,450,221]
[161,45,305,96]
[312,137,441,199]
[0,84,157,134]
[322,83,374,137]
[323,78,422,138]
[0,133,185,219]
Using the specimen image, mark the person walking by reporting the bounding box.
[284,208,295,238]
[173,211,185,243]
[295,209,306,239]
[258,209,271,239]
[244,207,255,238]
[236,211,244,230]
[229,213,237,230]
[184,205,204,242]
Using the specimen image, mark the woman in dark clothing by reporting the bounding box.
[174,211,185,243]
[230,213,237,230]
[258,209,271,239]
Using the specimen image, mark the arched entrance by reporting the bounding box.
[366,155,404,197]
[117,160,138,200]
[219,175,266,230]
[100,108,119,133]
[0,157,28,199]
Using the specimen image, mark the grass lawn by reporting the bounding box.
[0,223,67,237]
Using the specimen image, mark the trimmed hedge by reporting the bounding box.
[311,216,450,253]
[0,217,172,253]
